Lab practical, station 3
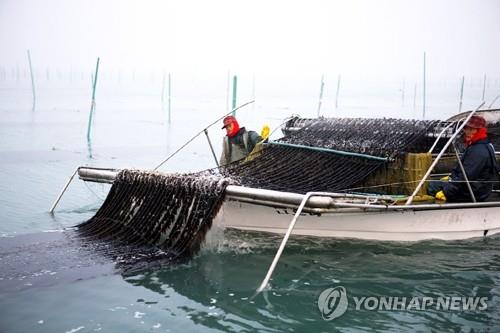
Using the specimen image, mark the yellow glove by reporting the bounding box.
[260,124,270,140]
[435,190,447,201]
[440,176,450,181]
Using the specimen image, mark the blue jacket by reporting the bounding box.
[443,139,498,202]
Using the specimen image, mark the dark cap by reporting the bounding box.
[465,115,486,129]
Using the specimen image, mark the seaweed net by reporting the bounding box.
[280,116,443,157]
[221,145,383,193]
[77,170,231,264]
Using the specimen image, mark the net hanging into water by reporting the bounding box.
[77,170,231,263]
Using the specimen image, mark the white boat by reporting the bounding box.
[76,166,500,242]
[55,106,500,243]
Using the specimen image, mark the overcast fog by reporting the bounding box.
[1,0,499,80]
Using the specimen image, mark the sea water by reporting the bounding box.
[1,74,499,332]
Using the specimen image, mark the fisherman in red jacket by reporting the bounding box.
[428,115,498,202]
[219,116,262,166]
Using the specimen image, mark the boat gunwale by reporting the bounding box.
[77,167,500,213]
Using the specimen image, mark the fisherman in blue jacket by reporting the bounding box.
[428,115,498,202]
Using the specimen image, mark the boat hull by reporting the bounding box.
[74,167,500,242]
[218,200,500,241]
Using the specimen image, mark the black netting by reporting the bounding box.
[280,117,443,158]
[219,117,448,194]
[77,170,232,262]
[221,145,383,194]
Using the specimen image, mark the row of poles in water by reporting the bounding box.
[316,53,494,119]
[14,50,500,149]
[18,50,242,153]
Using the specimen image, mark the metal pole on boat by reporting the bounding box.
[256,192,315,293]
[317,74,325,117]
[452,142,476,202]
[405,102,485,205]
[489,94,500,109]
[428,122,455,154]
[204,129,220,168]
[27,49,36,110]
[49,168,78,214]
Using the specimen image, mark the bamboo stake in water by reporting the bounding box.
[168,73,172,124]
[317,74,325,117]
[232,75,238,116]
[27,49,36,110]
[335,74,341,110]
[482,74,487,102]
[161,71,166,104]
[252,74,256,109]
[458,76,465,113]
[226,71,231,112]
[413,83,417,117]
[401,78,405,107]
[87,57,100,144]
[422,52,426,119]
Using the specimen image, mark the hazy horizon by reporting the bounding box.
[1,0,499,80]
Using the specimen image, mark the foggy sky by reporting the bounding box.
[1,0,500,79]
